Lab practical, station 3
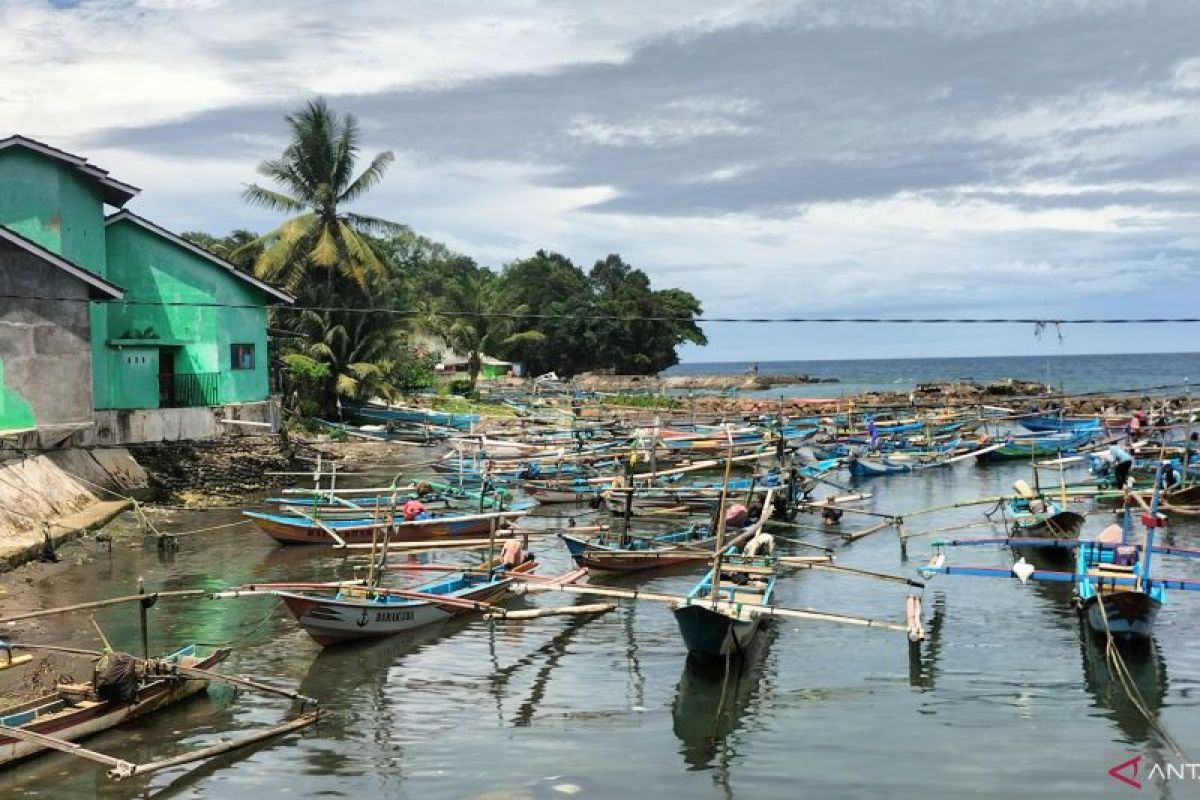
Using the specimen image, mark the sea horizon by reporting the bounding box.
[666,351,1200,398]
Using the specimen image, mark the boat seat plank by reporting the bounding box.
[718,564,774,576]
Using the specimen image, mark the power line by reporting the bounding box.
[7,293,1200,324]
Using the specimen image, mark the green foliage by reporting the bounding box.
[240,97,405,292]
[219,97,708,421]
[604,393,683,410]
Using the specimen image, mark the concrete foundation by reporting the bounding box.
[0,448,148,569]
[91,398,280,445]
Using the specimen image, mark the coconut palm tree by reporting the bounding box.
[240,97,403,291]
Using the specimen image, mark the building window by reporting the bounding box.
[231,343,255,370]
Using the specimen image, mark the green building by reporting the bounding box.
[0,135,293,444]
[100,212,293,409]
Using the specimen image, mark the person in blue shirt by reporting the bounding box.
[1109,443,1134,489]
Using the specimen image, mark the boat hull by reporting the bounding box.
[245,510,524,545]
[278,565,533,645]
[560,533,714,574]
[1080,592,1161,645]
[0,647,228,766]
[673,603,761,663]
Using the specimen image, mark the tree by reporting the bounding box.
[585,254,706,373]
[181,229,262,270]
[418,260,544,391]
[240,97,403,291]
[498,250,593,376]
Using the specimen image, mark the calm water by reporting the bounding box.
[667,352,1200,398]
[3,453,1200,798]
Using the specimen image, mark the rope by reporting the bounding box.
[1094,594,1186,758]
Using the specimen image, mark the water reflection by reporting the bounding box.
[672,626,777,796]
[909,593,946,690]
[1079,632,1169,747]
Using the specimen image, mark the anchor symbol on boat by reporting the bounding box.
[356,608,369,627]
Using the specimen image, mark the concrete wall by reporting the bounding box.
[0,448,147,569]
[0,147,113,418]
[92,398,281,445]
[101,219,271,410]
[0,240,96,436]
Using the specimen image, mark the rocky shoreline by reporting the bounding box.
[572,371,837,392]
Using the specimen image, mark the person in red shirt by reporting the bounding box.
[403,499,428,521]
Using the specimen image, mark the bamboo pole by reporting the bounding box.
[0,723,135,773]
[779,559,926,588]
[841,519,895,543]
[113,712,321,780]
[520,581,908,632]
[486,603,615,621]
[0,590,207,626]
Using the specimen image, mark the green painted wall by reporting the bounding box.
[0,149,107,274]
[100,220,270,409]
[0,359,36,432]
[0,148,113,411]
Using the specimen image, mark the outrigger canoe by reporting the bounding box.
[0,644,228,768]
[276,561,538,646]
[243,508,527,546]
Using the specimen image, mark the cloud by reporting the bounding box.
[5,0,1200,359]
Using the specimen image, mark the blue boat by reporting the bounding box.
[920,463,1200,647]
[346,403,480,431]
[1018,414,1102,434]
[673,552,776,662]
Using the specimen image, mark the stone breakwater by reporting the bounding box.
[572,372,838,392]
[128,434,317,504]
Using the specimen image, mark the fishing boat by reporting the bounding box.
[975,431,1095,461]
[1018,414,1102,434]
[919,463,1200,647]
[0,644,228,767]
[673,551,777,662]
[559,505,771,575]
[243,508,527,546]
[345,402,479,431]
[1008,479,1086,539]
[275,561,538,646]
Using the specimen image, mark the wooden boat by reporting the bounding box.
[345,402,479,430]
[920,463,1200,647]
[0,644,228,768]
[975,431,1095,461]
[243,508,526,546]
[1018,414,1102,434]
[1008,480,1086,538]
[276,561,537,646]
[673,553,776,663]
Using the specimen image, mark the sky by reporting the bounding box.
[3,0,1200,362]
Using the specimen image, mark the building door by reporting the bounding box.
[158,348,175,407]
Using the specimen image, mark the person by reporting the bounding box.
[1129,411,1144,440]
[1109,443,1134,489]
[1163,462,1182,491]
[499,538,524,567]
[867,418,879,450]
[743,529,775,558]
[403,499,428,522]
[822,503,844,525]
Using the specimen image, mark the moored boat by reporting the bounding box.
[0,644,228,768]
[277,561,537,646]
[243,508,527,546]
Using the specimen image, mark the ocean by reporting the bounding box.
[666,352,1200,398]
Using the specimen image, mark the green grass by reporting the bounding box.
[602,393,683,410]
